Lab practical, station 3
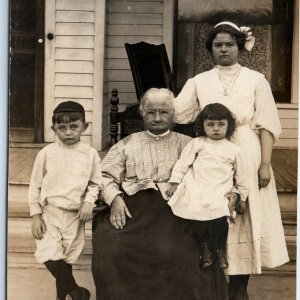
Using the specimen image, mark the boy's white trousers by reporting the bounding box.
[34,203,85,264]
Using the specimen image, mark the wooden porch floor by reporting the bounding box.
[8,147,298,192]
[8,147,107,184]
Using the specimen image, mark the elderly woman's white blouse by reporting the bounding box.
[101,131,191,205]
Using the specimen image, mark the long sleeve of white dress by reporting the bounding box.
[251,77,282,141]
[168,139,200,183]
[173,78,200,124]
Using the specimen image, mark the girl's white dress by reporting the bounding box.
[168,137,248,221]
[173,64,289,275]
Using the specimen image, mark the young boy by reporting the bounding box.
[28,101,102,300]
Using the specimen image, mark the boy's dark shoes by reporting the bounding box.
[200,243,213,269]
[217,249,228,269]
[69,287,90,300]
[56,281,67,300]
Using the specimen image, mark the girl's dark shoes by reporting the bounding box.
[217,249,229,269]
[200,243,213,269]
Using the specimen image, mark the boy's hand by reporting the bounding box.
[165,183,179,198]
[79,202,93,221]
[31,214,46,240]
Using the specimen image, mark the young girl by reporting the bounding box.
[166,103,248,269]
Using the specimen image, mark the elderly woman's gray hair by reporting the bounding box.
[139,88,175,116]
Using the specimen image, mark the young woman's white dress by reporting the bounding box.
[173,65,289,275]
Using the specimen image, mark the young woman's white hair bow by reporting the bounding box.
[240,26,255,51]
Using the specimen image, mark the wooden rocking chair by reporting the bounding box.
[109,41,197,146]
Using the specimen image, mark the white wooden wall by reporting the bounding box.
[102,0,176,146]
[44,0,105,149]
[102,1,110,147]
[106,0,164,111]
[276,106,298,148]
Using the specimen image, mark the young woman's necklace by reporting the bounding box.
[216,64,242,96]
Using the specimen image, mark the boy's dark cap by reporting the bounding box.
[53,101,85,115]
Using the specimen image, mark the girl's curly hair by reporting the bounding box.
[198,103,236,140]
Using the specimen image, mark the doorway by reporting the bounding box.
[9,0,45,143]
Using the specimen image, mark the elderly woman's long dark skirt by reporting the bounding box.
[92,189,228,300]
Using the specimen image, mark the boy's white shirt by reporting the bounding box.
[28,141,102,216]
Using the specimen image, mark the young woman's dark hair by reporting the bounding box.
[206,24,246,53]
[198,103,236,140]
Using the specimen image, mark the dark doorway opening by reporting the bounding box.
[9,0,44,143]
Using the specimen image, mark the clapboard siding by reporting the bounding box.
[44,0,99,146]
[278,109,298,119]
[55,48,94,60]
[280,129,298,139]
[109,2,163,14]
[107,48,128,59]
[102,2,110,147]
[280,118,298,128]
[55,86,93,98]
[108,58,130,70]
[56,23,95,35]
[109,13,163,25]
[109,25,162,36]
[108,70,133,81]
[108,36,162,47]
[55,60,94,73]
[108,81,135,93]
[55,73,94,86]
[56,10,95,22]
[115,92,139,103]
[56,0,94,11]
[56,36,94,48]
[105,0,164,146]
[275,107,298,148]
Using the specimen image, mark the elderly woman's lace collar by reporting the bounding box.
[146,130,171,140]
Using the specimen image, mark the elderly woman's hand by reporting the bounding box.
[110,195,132,229]
[258,163,271,189]
[165,183,179,198]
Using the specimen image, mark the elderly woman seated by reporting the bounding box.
[92,88,228,300]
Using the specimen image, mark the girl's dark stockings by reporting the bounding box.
[228,274,250,300]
